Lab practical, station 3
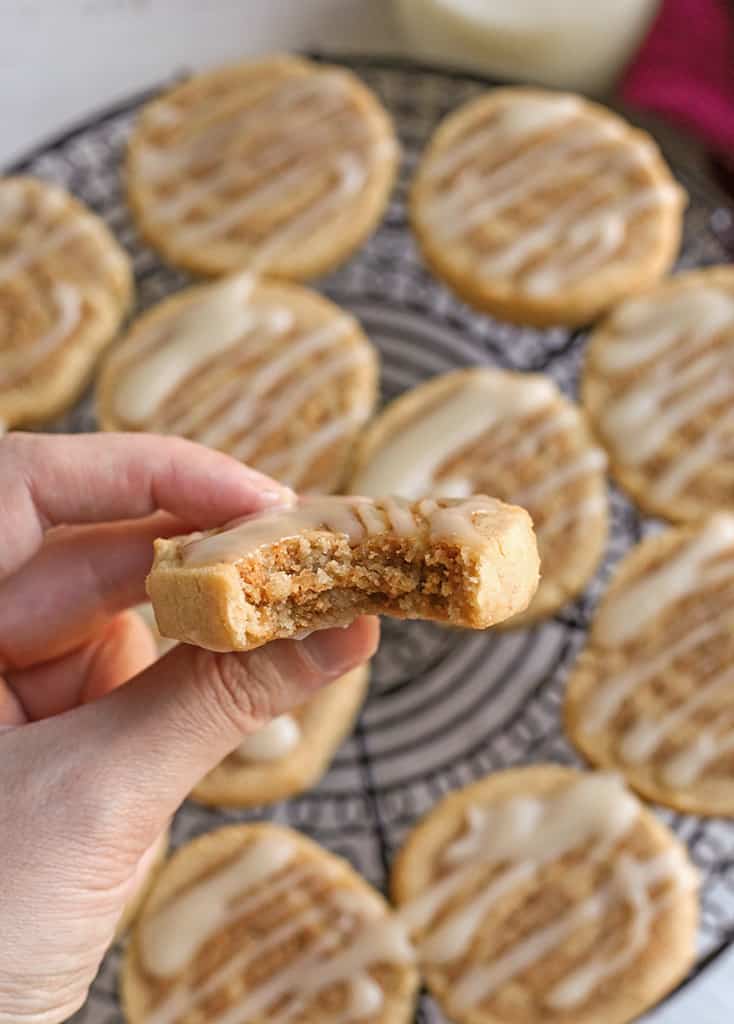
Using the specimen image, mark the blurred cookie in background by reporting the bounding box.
[0,176,132,429]
[393,765,698,1024]
[583,266,734,523]
[191,665,369,808]
[410,87,685,326]
[566,514,734,816]
[97,272,378,493]
[350,368,608,625]
[126,55,399,279]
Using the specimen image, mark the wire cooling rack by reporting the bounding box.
[7,54,734,1024]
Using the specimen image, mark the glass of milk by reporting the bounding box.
[395,0,661,94]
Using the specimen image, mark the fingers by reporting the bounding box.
[0,432,293,580]
[0,515,184,669]
[4,610,157,722]
[70,617,379,846]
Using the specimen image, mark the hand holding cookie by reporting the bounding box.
[0,432,378,1023]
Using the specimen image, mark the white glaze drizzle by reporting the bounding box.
[422,93,679,294]
[399,774,694,1013]
[113,272,254,424]
[234,715,301,762]
[594,515,734,646]
[139,833,295,978]
[141,834,413,1024]
[181,495,500,566]
[0,219,90,285]
[0,282,81,386]
[136,70,384,267]
[256,403,373,491]
[583,615,732,734]
[596,287,734,496]
[352,374,556,499]
[511,448,607,505]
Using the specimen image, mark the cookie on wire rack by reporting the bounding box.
[190,665,369,808]
[126,54,399,279]
[410,87,685,326]
[565,514,734,816]
[122,823,419,1024]
[97,271,379,494]
[582,266,734,524]
[392,765,698,1024]
[349,368,608,626]
[0,176,132,429]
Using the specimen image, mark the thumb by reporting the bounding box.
[69,615,379,854]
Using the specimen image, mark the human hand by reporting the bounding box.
[0,432,378,1024]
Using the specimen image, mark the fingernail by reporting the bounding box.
[301,626,361,674]
[255,483,297,508]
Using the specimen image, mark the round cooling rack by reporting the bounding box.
[6,54,734,1024]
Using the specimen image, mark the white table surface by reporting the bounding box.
[1,1,732,1019]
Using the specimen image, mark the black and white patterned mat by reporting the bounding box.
[7,55,734,1024]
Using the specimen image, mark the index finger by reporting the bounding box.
[0,432,292,581]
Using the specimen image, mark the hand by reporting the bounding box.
[0,432,378,1024]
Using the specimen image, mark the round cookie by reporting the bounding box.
[392,765,698,1024]
[122,822,419,1024]
[410,87,685,327]
[115,830,169,939]
[349,368,607,625]
[565,514,734,816]
[97,272,378,493]
[191,665,369,807]
[126,55,399,279]
[583,266,734,523]
[0,176,132,427]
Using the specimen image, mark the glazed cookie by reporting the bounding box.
[191,665,369,807]
[115,831,169,939]
[121,823,419,1024]
[350,369,608,625]
[146,494,540,651]
[583,267,734,523]
[126,55,398,278]
[392,766,698,1024]
[410,88,685,326]
[565,514,734,816]
[97,272,378,493]
[0,176,132,427]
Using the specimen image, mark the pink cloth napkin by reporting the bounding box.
[620,0,734,158]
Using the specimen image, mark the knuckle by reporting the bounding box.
[195,648,279,731]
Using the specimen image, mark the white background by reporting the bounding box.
[0,0,732,1018]
[0,0,404,166]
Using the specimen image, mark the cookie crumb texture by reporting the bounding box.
[392,766,698,1024]
[146,496,539,651]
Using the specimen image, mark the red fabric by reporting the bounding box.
[620,0,734,156]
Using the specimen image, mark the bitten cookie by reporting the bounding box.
[410,88,685,326]
[126,55,398,279]
[97,272,378,493]
[392,765,698,1024]
[0,176,132,427]
[146,494,540,651]
[191,665,369,807]
[565,514,734,816]
[121,823,418,1024]
[583,266,734,523]
[350,369,607,625]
